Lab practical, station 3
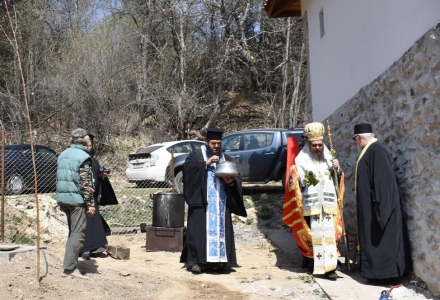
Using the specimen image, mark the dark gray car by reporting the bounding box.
[221,128,303,187]
[1,144,58,194]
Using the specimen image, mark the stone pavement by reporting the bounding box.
[0,244,36,261]
[262,228,434,300]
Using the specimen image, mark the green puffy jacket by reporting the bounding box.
[56,144,91,206]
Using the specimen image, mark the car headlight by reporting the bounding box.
[150,154,158,166]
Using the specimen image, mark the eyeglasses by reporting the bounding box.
[310,143,323,148]
[353,135,360,141]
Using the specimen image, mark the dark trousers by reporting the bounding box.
[62,206,87,271]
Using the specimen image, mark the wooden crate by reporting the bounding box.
[145,226,185,252]
[107,245,130,260]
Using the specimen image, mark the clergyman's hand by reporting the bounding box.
[207,156,220,166]
[331,159,340,170]
[87,206,96,217]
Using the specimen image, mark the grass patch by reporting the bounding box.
[313,288,326,297]
[238,277,253,283]
[297,274,314,283]
[256,204,273,220]
[100,186,173,226]
[243,195,253,209]
[13,233,35,245]
[4,209,36,245]
[101,198,153,226]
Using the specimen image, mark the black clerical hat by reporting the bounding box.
[87,133,95,142]
[206,128,223,140]
[353,123,372,136]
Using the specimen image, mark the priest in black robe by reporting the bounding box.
[80,133,117,260]
[353,123,412,282]
[180,128,247,273]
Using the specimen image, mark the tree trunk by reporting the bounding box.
[290,43,305,127]
[280,18,291,128]
[178,0,186,135]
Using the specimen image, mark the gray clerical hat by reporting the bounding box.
[71,128,88,138]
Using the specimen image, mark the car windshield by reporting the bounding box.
[166,143,193,154]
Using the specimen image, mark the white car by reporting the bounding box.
[126,140,205,187]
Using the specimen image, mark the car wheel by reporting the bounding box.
[175,171,184,194]
[6,174,25,195]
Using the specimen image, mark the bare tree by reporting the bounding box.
[280,17,291,128]
[0,0,306,145]
[289,42,306,128]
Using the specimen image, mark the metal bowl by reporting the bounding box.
[215,161,239,177]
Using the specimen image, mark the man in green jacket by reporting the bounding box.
[56,128,95,279]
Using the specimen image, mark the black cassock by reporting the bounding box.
[180,149,247,269]
[356,141,412,280]
[81,157,117,254]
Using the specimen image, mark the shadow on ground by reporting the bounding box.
[242,184,307,275]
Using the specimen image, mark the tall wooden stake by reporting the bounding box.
[1,131,5,242]
[3,0,41,281]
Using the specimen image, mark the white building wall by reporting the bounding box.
[302,0,440,121]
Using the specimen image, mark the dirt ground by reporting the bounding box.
[0,218,332,300]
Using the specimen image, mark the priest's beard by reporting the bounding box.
[207,146,220,156]
[311,150,323,161]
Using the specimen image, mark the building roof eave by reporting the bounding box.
[263,0,302,18]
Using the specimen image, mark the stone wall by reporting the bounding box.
[323,23,440,295]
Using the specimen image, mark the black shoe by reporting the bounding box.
[82,252,91,260]
[191,264,202,273]
[366,278,383,285]
[366,277,400,285]
[216,265,233,273]
[301,256,314,272]
[325,270,338,279]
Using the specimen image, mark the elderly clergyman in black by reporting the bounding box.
[353,123,412,283]
[180,128,247,273]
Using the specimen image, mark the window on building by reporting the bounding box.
[319,8,325,38]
